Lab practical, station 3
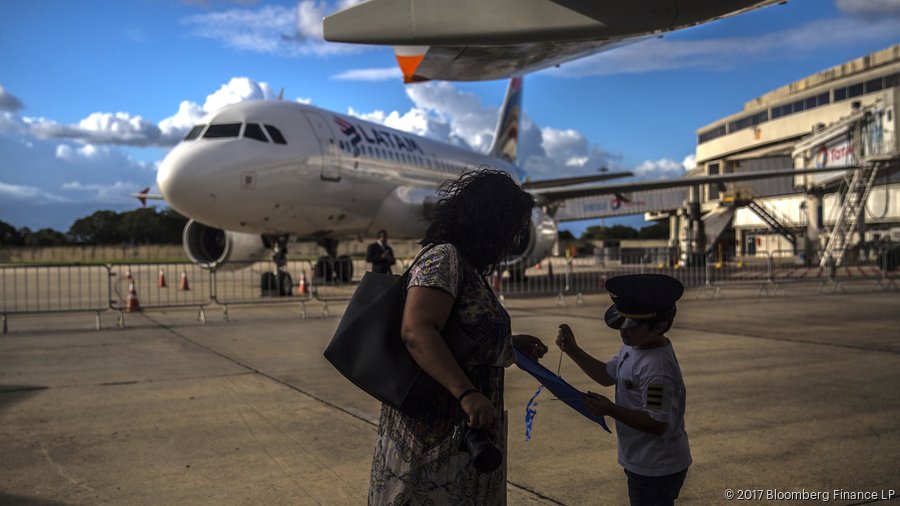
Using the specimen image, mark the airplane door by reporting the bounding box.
[303,111,342,182]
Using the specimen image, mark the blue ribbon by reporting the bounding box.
[524,385,543,442]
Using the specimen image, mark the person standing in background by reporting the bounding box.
[366,229,396,274]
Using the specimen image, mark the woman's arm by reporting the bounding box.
[401,285,496,429]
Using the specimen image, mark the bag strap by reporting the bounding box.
[403,242,465,305]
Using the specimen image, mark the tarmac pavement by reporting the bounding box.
[2,281,899,505]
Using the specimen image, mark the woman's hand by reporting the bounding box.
[460,391,496,430]
[512,334,548,360]
[556,324,579,354]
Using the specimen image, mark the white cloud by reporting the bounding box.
[0,181,69,202]
[158,100,206,144]
[60,180,144,203]
[682,154,697,171]
[633,158,687,179]
[21,77,274,149]
[0,77,286,230]
[27,112,163,147]
[349,81,622,179]
[181,1,363,57]
[332,67,403,81]
[836,0,900,18]
[203,77,276,112]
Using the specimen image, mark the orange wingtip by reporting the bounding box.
[395,53,426,84]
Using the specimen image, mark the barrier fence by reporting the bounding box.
[1,245,897,332]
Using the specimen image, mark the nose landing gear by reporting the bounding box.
[261,236,294,296]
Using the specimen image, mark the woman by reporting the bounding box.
[369,170,549,505]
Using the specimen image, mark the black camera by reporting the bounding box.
[460,428,502,473]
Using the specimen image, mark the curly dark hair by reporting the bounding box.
[421,170,535,275]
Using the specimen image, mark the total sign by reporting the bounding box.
[815,137,856,168]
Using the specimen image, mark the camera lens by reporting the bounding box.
[464,430,503,473]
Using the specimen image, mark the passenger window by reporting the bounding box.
[203,123,241,138]
[244,123,269,143]
[264,124,287,144]
[184,125,206,141]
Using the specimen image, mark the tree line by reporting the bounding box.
[558,221,669,241]
[0,208,188,247]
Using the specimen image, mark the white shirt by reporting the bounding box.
[605,340,692,476]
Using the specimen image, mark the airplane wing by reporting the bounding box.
[323,0,783,83]
[528,166,852,206]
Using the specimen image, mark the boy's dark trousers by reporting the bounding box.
[624,468,688,506]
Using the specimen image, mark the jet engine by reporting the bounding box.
[506,208,558,268]
[182,220,269,270]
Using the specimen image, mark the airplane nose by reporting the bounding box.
[157,145,216,219]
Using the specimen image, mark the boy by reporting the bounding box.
[556,274,691,506]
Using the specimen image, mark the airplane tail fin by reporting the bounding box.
[488,77,523,163]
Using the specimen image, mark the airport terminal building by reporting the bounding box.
[688,43,900,264]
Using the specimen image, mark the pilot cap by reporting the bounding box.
[604,274,684,330]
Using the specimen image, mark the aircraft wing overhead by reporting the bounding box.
[324,0,784,83]
[529,166,853,204]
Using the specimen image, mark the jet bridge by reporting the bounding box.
[792,93,899,267]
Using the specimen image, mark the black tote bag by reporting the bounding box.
[323,250,476,414]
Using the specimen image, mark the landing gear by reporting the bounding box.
[261,271,294,296]
[313,237,353,283]
[261,235,293,297]
[314,255,353,283]
[259,235,354,295]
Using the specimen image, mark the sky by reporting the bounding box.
[1,0,899,238]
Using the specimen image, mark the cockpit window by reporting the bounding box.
[244,123,269,143]
[184,124,205,141]
[203,123,242,139]
[264,124,287,145]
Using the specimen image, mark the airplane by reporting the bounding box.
[152,77,844,293]
[323,0,786,83]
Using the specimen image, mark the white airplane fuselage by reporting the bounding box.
[158,100,524,239]
[156,99,551,269]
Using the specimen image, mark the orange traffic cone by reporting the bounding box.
[297,272,309,296]
[158,269,167,288]
[125,281,141,313]
[179,271,190,291]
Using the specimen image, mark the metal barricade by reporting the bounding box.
[213,259,315,319]
[1,264,111,332]
[109,263,213,310]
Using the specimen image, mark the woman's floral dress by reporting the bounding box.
[368,243,515,505]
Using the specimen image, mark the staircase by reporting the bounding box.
[819,163,880,267]
[746,200,799,251]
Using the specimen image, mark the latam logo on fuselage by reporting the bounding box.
[334,117,425,158]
